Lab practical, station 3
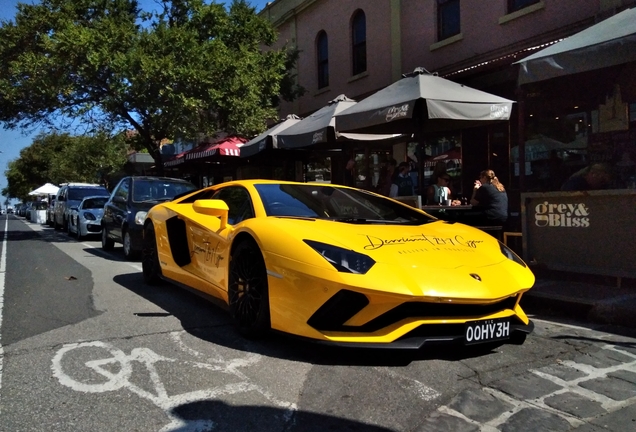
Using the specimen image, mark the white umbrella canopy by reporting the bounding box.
[334,68,514,135]
[28,183,59,196]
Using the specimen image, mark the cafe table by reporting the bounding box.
[420,205,474,222]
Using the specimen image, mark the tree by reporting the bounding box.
[2,131,129,201]
[0,0,301,174]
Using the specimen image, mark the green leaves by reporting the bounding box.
[0,0,299,174]
[2,131,129,201]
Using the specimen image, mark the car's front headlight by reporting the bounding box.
[499,242,526,267]
[83,212,96,221]
[304,240,375,274]
[135,211,148,225]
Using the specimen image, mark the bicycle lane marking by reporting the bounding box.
[51,338,297,432]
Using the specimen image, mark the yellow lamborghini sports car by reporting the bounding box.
[142,180,535,349]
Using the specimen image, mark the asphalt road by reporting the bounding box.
[0,214,635,432]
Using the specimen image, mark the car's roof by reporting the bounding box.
[64,182,104,187]
[129,176,193,183]
[209,179,354,189]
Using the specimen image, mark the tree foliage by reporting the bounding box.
[0,0,301,173]
[2,131,129,201]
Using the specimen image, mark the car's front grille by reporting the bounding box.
[87,225,101,233]
[309,294,519,333]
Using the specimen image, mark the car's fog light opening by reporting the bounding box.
[308,289,369,331]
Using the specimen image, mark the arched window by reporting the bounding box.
[316,31,329,89]
[351,10,366,76]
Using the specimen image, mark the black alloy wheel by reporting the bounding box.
[142,223,162,285]
[101,226,114,251]
[228,240,271,338]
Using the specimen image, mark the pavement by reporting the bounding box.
[523,267,636,331]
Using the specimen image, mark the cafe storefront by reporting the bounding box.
[515,8,636,279]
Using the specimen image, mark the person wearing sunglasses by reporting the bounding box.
[426,174,460,205]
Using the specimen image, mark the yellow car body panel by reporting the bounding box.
[145,179,534,348]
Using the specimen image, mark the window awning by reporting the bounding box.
[515,7,636,84]
[185,136,246,161]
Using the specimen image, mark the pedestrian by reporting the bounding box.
[344,158,356,186]
[377,158,397,196]
[389,162,415,197]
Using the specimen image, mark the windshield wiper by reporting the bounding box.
[274,215,316,221]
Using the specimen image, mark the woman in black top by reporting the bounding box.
[470,169,508,226]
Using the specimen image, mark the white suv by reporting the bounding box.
[53,183,110,233]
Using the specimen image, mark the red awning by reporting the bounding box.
[186,136,247,161]
[164,149,189,167]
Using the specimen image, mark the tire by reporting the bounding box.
[228,240,270,338]
[66,219,73,236]
[54,218,60,231]
[142,223,162,285]
[101,226,114,251]
[76,223,83,241]
[123,229,140,260]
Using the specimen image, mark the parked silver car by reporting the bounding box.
[69,196,109,240]
[53,183,110,232]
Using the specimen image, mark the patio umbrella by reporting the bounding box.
[334,68,514,136]
[240,114,302,158]
[515,7,636,85]
[28,183,59,196]
[277,94,403,149]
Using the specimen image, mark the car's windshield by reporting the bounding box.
[68,187,109,201]
[132,179,197,202]
[82,197,108,209]
[254,184,435,224]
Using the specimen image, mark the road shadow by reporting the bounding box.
[5,218,83,244]
[169,400,395,432]
[111,272,509,366]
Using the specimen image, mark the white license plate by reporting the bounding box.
[465,318,510,345]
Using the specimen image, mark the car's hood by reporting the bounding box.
[255,217,532,298]
[266,218,503,269]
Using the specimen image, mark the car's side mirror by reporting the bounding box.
[112,196,126,204]
[193,199,229,229]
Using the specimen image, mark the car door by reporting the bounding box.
[186,186,255,293]
[104,178,129,241]
[54,186,67,226]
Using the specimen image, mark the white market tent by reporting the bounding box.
[28,183,59,196]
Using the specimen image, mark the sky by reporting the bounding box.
[0,0,271,201]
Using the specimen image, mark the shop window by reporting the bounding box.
[316,31,329,89]
[437,0,460,41]
[508,0,540,13]
[351,10,367,76]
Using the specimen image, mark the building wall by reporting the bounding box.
[263,0,628,118]
[269,0,394,117]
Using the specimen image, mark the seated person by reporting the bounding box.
[426,174,461,205]
[561,163,612,191]
[470,169,508,226]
